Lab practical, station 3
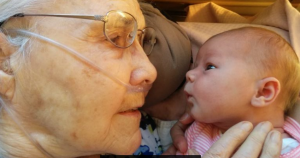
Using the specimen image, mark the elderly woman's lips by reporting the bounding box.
[118,108,141,117]
[119,108,139,113]
[119,106,142,113]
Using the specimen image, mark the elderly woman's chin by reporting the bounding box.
[68,114,141,156]
[106,113,142,155]
[112,130,142,155]
[70,109,142,155]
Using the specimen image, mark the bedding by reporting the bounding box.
[179,0,300,61]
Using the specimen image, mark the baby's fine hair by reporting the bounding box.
[223,27,300,112]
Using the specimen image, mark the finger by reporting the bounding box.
[203,121,253,158]
[188,149,200,155]
[232,121,273,158]
[162,145,177,155]
[260,130,282,158]
[179,113,194,125]
[171,113,194,153]
[171,113,193,139]
[171,123,189,153]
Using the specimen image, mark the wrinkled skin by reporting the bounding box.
[1,0,156,157]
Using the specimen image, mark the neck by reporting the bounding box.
[0,108,92,158]
[214,105,286,134]
[0,110,50,158]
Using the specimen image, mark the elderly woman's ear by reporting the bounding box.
[0,32,15,100]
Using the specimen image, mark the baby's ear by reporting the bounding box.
[251,77,280,107]
[0,32,16,100]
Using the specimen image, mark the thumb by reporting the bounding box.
[187,149,200,155]
[162,145,177,155]
[179,113,194,125]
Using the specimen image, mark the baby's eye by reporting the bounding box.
[205,64,216,70]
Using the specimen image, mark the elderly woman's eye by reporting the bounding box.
[106,29,122,45]
[110,36,120,43]
[205,64,216,70]
[129,31,134,38]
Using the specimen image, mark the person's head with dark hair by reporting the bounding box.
[139,2,191,120]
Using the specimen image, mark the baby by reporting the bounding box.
[179,27,300,157]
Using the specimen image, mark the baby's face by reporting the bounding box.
[184,33,258,128]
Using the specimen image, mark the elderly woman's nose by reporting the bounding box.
[129,47,157,86]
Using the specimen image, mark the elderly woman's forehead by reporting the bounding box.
[105,0,144,20]
[47,0,141,15]
[46,0,145,27]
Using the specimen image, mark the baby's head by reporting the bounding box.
[227,27,300,112]
[185,27,300,124]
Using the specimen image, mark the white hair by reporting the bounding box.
[0,0,42,67]
[0,0,43,91]
[0,1,51,157]
[0,0,41,35]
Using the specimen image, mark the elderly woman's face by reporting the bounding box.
[9,0,156,156]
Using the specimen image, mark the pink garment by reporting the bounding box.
[180,117,300,157]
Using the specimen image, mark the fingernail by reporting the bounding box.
[240,121,252,132]
[271,131,281,143]
[180,113,189,121]
[187,149,198,155]
[187,149,194,155]
[258,121,272,132]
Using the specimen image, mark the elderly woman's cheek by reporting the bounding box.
[15,49,123,142]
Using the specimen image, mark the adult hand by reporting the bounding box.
[164,113,282,158]
[203,121,281,158]
[163,113,194,154]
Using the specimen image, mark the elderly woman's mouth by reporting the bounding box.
[119,108,141,116]
[120,108,138,113]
